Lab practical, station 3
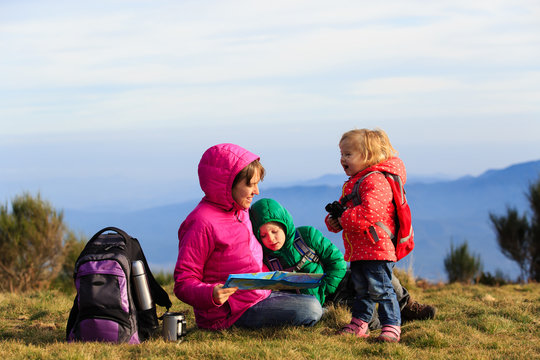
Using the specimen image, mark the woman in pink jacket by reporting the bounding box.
[173,143,322,330]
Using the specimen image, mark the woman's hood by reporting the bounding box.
[198,143,259,210]
[249,198,297,253]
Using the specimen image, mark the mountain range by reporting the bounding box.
[63,160,540,281]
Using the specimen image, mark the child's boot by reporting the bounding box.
[401,298,436,322]
[336,317,369,338]
[377,325,401,343]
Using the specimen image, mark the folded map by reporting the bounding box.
[223,271,325,290]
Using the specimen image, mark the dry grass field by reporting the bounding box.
[1,280,539,360]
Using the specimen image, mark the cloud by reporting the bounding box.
[347,71,540,118]
[351,77,462,96]
[0,0,539,149]
[2,0,539,88]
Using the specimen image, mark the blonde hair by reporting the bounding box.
[340,128,398,168]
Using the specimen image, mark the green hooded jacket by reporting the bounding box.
[249,198,348,305]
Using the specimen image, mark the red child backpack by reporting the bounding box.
[339,171,414,261]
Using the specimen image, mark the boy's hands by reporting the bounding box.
[213,284,238,305]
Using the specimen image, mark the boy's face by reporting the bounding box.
[339,139,366,177]
[259,223,286,251]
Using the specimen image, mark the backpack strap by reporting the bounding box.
[386,173,405,205]
[65,296,79,341]
[339,176,362,207]
[372,221,394,241]
[263,230,320,272]
[340,172,397,243]
[89,226,131,243]
[129,236,172,310]
[291,230,319,271]
[339,171,380,207]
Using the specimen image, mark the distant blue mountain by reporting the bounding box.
[299,173,457,187]
[63,160,540,281]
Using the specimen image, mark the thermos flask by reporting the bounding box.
[162,312,187,342]
[131,260,154,311]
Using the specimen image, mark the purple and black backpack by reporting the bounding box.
[66,227,172,344]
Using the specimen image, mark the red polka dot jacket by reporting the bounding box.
[325,157,407,262]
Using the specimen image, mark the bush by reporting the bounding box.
[153,270,174,286]
[490,176,540,282]
[393,266,416,290]
[477,270,508,286]
[0,192,87,292]
[51,231,87,292]
[444,241,483,284]
[0,193,66,292]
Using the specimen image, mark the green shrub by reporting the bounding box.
[444,241,482,284]
[0,193,65,292]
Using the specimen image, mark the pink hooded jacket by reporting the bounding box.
[173,143,270,330]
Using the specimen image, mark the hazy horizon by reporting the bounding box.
[2,1,539,211]
[2,158,537,213]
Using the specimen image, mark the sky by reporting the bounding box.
[1,0,540,210]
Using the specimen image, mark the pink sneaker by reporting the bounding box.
[376,325,401,342]
[336,317,369,338]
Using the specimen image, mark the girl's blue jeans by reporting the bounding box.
[350,260,401,326]
[234,292,323,328]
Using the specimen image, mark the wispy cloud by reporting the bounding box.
[0,0,539,184]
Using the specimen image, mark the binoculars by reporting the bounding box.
[325,201,346,219]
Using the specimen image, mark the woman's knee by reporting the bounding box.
[301,296,323,326]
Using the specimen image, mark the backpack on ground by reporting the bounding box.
[66,226,172,344]
[324,268,355,308]
[340,171,414,261]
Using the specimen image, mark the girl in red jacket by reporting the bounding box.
[326,128,404,342]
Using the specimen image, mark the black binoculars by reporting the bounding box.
[325,201,346,219]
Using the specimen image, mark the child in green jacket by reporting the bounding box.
[249,198,436,328]
[250,198,347,305]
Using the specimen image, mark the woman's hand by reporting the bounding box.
[212,284,238,305]
[327,216,343,232]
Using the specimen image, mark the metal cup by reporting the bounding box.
[162,312,187,342]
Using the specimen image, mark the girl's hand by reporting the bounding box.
[212,284,238,305]
[327,217,343,232]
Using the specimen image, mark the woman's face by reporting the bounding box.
[232,169,261,209]
[259,222,286,251]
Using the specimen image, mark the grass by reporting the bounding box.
[1,281,539,360]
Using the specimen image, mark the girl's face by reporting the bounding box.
[339,139,366,177]
[232,169,261,209]
[258,222,286,251]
